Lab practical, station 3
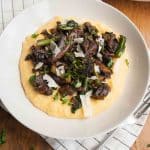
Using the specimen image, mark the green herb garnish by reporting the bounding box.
[47,50,52,56]
[84,78,88,90]
[87,79,101,91]
[58,25,74,31]
[29,75,36,85]
[107,59,114,68]
[71,80,82,88]
[31,33,39,38]
[61,96,69,104]
[115,35,126,57]
[91,30,97,36]
[75,81,82,88]
[53,92,59,101]
[125,58,129,67]
[68,101,73,106]
[43,66,49,74]
[0,129,6,145]
[71,95,82,113]
[63,71,71,78]
[58,20,78,31]
[66,20,78,28]
[37,39,52,46]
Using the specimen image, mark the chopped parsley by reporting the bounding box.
[43,66,49,74]
[29,75,36,85]
[75,81,82,88]
[61,96,69,104]
[31,33,39,38]
[72,80,82,88]
[115,35,126,57]
[71,96,82,113]
[37,39,53,46]
[0,129,6,145]
[58,25,74,30]
[107,58,114,68]
[66,20,78,28]
[53,92,59,101]
[125,58,129,67]
[58,20,78,31]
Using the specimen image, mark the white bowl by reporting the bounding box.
[0,0,149,139]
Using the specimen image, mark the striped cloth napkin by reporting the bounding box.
[0,0,149,149]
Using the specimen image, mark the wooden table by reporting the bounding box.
[0,0,150,149]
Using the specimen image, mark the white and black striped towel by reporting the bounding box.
[0,0,150,149]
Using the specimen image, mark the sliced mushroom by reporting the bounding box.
[31,75,52,95]
[59,85,75,96]
[91,83,110,99]
[102,32,119,53]
[81,39,98,57]
[52,44,71,62]
[95,60,112,78]
[50,72,67,86]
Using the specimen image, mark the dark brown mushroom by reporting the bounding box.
[83,22,98,36]
[81,39,89,53]
[58,84,75,96]
[32,75,52,95]
[91,83,110,99]
[52,44,71,63]
[25,45,51,65]
[68,28,83,40]
[50,72,67,86]
[50,28,58,34]
[95,60,112,78]
[84,58,94,77]
[58,34,66,49]
[81,39,98,57]
[102,32,119,53]
[76,87,85,94]
[88,40,98,56]
[71,96,82,113]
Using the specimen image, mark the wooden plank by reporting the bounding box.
[0,107,53,150]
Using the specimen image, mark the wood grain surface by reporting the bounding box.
[0,0,150,150]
